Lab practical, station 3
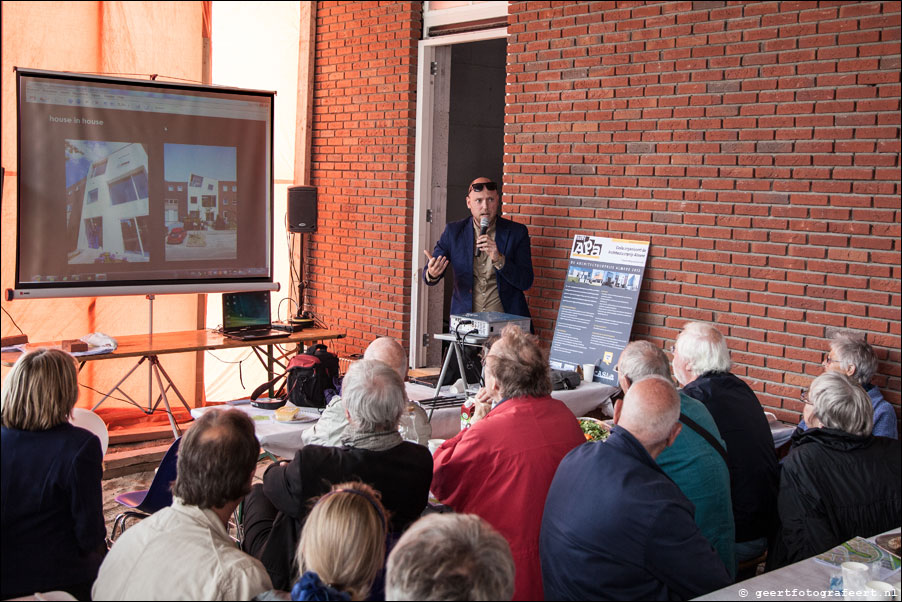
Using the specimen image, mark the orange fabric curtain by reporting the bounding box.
[1,1,208,410]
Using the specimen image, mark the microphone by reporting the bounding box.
[476,216,489,258]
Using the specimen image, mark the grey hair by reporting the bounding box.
[809,371,873,437]
[619,375,681,447]
[831,332,878,387]
[675,322,732,375]
[386,513,515,601]
[342,359,406,433]
[485,324,551,399]
[618,340,673,385]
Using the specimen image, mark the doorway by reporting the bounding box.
[410,30,507,368]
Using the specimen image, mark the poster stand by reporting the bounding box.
[549,235,650,388]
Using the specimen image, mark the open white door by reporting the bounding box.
[409,27,507,368]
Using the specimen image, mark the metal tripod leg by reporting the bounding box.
[429,341,471,421]
[91,356,149,411]
[149,356,182,438]
[89,353,189,439]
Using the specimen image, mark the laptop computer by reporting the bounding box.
[221,291,290,341]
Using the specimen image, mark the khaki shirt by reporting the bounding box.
[92,499,272,600]
[472,219,504,313]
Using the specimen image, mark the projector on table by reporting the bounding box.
[449,312,531,338]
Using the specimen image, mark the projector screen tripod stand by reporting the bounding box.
[88,294,189,438]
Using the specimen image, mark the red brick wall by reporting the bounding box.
[309,1,422,355]
[505,1,901,425]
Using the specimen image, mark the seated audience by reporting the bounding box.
[243,359,433,590]
[798,332,897,439]
[769,372,902,569]
[303,337,431,446]
[617,340,736,576]
[1,349,106,601]
[92,409,272,600]
[257,482,388,601]
[540,376,732,600]
[672,321,779,562]
[386,513,515,601]
[431,324,584,600]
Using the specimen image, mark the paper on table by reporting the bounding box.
[816,537,901,577]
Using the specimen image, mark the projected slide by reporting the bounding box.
[66,141,150,264]
[163,144,238,261]
[14,69,274,298]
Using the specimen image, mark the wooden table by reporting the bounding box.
[2,328,344,367]
[2,328,344,437]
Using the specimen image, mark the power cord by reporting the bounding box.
[1,305,25,335]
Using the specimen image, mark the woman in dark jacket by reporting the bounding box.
[769,371,901,569]
[1,349,106,600]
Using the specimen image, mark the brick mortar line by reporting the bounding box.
[507,15,900,31]
[531,238,902,251]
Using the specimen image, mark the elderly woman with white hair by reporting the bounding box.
[768,371,901,569]
[671,321,779,566]
[241,359,433,591]
[797,332,897,439]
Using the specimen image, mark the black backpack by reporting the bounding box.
[550,369,581,391]
[251,344,340,409]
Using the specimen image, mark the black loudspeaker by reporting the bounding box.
[288,186,317,232]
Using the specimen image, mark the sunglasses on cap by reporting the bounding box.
[470,182,498,192]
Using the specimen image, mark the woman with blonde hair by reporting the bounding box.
[257,481,388,601]
[1,348,106,600]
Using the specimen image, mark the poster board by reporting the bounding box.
[549,235,650,387]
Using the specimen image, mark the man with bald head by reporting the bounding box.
[540,375,732,601]
[422,176,534,319]
[617,340,735,576]
[302,336,431,446]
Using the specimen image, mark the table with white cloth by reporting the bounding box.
[407,380,618,441]
[193,380,619,458]
[693,529,901,601]
[190,402,319,458]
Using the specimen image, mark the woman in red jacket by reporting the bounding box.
[431,325,585,601]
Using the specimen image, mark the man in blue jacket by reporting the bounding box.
[422,177,534,318]
[540,375,732,600]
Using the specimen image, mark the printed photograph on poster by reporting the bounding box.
[549,235,650,387]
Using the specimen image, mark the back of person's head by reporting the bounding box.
[364,337,408,380]
[809,371,873,437]
[484,324,550,398]
[342,359,406,433]
[1,348,79,431]
[830,332,878,387]
[618,375,681,449]
[618,340,672,386]
[675,321,732,376]
[297,482,387,601]
[171,409,259,509]
[385,513,514,601]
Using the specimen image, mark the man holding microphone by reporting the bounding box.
[422,176,534,388]
[422,177,534,319]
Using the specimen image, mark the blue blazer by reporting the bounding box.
[423,215,534,318]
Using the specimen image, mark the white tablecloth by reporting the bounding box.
[190,402,319,458]
[195,380,619,458]
[694,529,901,601]
[406,380,618,440]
